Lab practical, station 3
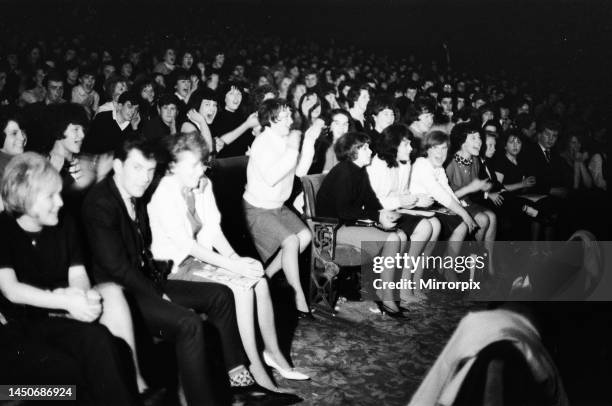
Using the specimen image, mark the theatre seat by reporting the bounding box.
[300,173,363,315]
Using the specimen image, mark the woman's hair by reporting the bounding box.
[169,131,210,165]
[48,103,89,142]
[500,131,523,151]
[1,152,61,216]
[422,130,450,154]
[407,96,436,123]
[449,122,480,155]
[0,112,24,147]
[377,124,414,168]
[334,131,371,162]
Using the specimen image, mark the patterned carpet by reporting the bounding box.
[271,294,484,406]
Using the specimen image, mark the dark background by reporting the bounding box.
[1,0,610,100]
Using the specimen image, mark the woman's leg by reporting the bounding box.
[96,282,147,393]
[254,279,293,372]
[378,231,402,311]
[445,223,468,282]
[228,284,279,391]
[264,229,311,313]
[483,210,497,275]
[401,220,432,305]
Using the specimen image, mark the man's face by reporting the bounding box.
[200,99,218,123]
[103,64,116,79]
[175,79,191,97]
[159,104,177,125]
[47,80,64,103]
[121,63,133,78]
[114,149,157,198]
[224,87,242,112]
[172,150,206,190]
[538,128,558,149]
[118,101,138,123]
[214,53,225,65]
[427,143,448,168]
[80,74,95,92]
[330,113,349,140]
[60,123,85,154]
[305,73,318,89]
[440,97,453,113]
[406,88,417,100]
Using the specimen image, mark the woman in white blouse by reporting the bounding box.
[409,131,478,282]
[148,132,308,394]
[367,124,441,304]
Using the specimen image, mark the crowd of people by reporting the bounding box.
[0,25,610,405]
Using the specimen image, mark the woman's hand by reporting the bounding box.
[414,194,434,208]
[522,176,536,188]
[187,109,206,126]
[378,210,401,230]
[229,257,264,278]
[488,192,504,206]
[461,213,478,234]
[399,193,418,209]
[63,289,101,323]
[245,112,260,129]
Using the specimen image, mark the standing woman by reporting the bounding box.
[148,132,307,398]
[367,124,441,304]
[0,153,138,404]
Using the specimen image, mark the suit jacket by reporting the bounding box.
[520,142,569,194]
[82,176,160,298]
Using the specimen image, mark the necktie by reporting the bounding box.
[182,188,203,237]
[544,149,551,163]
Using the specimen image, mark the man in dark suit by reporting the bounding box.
[82,136,250,406]
[521,119,570,198]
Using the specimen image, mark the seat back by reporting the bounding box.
[301,173,327,218]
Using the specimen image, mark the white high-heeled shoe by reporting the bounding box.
[263,352,310,380]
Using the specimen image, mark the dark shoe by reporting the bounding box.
[233,383,303,405]
[139,387,166,406]
[296,310,314,320]
[375,302,408,319]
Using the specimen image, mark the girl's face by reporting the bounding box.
[569,136,581,153]
[28,178,63,227]
[427,143,448,168]
[330,113,349,140]
[396,138,413,162]
[374,108,395,131]
[485,135,496,159]
[418,112,433,130]
[2,120,27,155]
[505,135,522,157]
[141,84,155,102]
[354,143,373,167]
[182,53,194,69]
[59,124,86,155]
[461,132,482,157]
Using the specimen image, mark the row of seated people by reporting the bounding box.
[0,102,319,405]
[0,94,608,403]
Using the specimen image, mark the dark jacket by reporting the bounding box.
[83,111,136,154]
[520,142,569,194]
[82,176,160,298]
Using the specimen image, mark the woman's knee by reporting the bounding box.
[297,228,312,245]
[475,212,490,228]
[281,234,300,250]
[412,219,433,240]
[485,210,497,225]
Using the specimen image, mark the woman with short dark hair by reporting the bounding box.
[0,113,26,177]
[316,131,407,317]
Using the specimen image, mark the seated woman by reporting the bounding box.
[366,124,441,304]
[559,131,593,190]
[0,113,27,177]
[147,132,308,395]
[493,132,557,240]
[409,131,478,282]
[446,124,497,274]
[0,153,138,404]
[316,131,407,317]
[45,103,149,394]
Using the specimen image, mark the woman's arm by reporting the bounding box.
[68,265,91,291]
[219,113,259,146]
[588,154,607,190]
